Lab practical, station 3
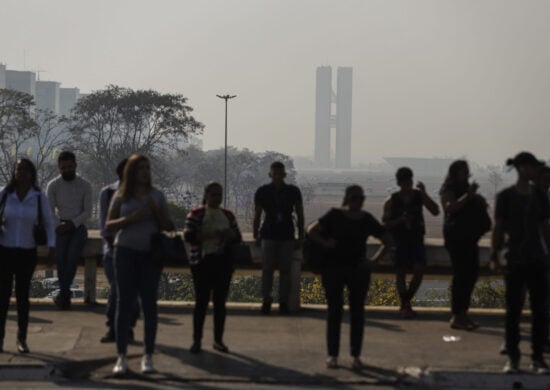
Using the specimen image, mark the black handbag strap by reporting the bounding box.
[36,193,43,225]
[0,190,8,220]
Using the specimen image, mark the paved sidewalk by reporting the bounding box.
[0,302,549,389]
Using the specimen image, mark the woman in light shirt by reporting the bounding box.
[184,182,242,354]
[0,158,55,354]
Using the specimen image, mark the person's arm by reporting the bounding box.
[306,220,336,248]
[381,196,407,229]
[46,180,60,227]
[72,180,93,228]
[417,183,440,216]
[98,188,110,239]
[368,215,390,263]
[294,188,305,240]
[253,204,262,242]
[490,217,505,272]
[147,193,174,231]
[440,182,478,215]
[105,196,148,233]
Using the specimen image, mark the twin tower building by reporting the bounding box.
[314,66,353,170]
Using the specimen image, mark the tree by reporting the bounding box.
[0,89,38,183]
[68,85,204,187]
[486,165,504,198]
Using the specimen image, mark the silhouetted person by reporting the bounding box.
[253,161,304,314]
[491,152,549,374]
[46,151,92,309]
[307,185,389,369]
[0,159,55,354]
[106,154,173,375]
[98,158,139,343]
[440,160,490,330]
[383,167,439,318]
[184,182,242,354]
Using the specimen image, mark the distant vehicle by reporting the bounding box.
[47,289,85,299]
[41,278,78,289]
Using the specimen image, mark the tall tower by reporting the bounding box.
[314,66,353,169]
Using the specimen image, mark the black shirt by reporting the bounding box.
[495,185,550,264]
[318,208,385,266]
[389,190,425,245]
[255,183,302,240]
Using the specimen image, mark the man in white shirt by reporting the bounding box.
[46,151,92,309]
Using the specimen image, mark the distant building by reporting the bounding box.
[36,81,60,114]
[0,64,6,88]
[6,70,36,96]
[59,87,80,117]
[314,66,353,169]
[383,157,456,178]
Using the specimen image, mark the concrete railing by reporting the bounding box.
[36,231,492,309]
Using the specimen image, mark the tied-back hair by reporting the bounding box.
[342,184,364,206]
[5,158,40,193]
[118,153,151,201]
[202,182,223,205]
[443,160,469,187]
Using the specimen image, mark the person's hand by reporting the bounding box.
[129,207,149,223]
[56,221,75,235]
[416,181,426,193]
[106,236,115,250]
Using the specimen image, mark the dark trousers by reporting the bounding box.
[103,250,139,330]
[55,225,87,300]
[114,246,161,355]
[322,264,371,358]
[505,262,548,360]
[0,246,37,342]
[445,239,479,315]
[191,254,233,343]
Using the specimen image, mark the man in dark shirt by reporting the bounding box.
[253,162,305,314]
[491,152,550,374]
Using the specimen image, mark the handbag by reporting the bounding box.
[33,194,48,246]
[151,231,187,267]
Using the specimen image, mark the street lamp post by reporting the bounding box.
[216,94,236,208]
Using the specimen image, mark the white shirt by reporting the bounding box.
[46,175,92,227]
[0,187,56,249]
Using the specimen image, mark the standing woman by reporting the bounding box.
[0,158,55,353]
[106,154,173,375]
[307,185,388,369]
[440,160,490,330]
[184,182,242,354]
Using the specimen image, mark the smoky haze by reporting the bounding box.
[2,0,549,166]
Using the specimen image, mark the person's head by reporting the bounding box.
[445,160,470,186]
[536,166,550,192]
[119,154,151,200]
[202,182,223,208]
[396,167,414,190]
[115,158,128,182]
[57,151,77,181]
[269,161,286,186]
[506,151,545,182]
[342,184,365,211]
[6,158,39,192]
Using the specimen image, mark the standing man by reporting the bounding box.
[47,151,92,310]
[253,162,305,314]
[98,158,139,343]
[382,167,440,318]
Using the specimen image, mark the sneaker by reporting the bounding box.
[100,330,115,343]
[213,341,229,353]
[326,356,338,369]
[503,357,520,374]
[261,302,271,315]
[113,355,128,376]
[16,339,29,353]
[450,317,474,331]
[190,341,201,354]
[279,302,289,315]
[351,357,365,370]
[141,354,155,374]
[530,359,550,375]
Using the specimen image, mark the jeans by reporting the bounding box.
[0,246,37,342]
[103,249,139,330]
[445,239,479,315]
[114,246,161,355]
[191,254,233,343]
[55,225,88,300]
[261,240,295,304]
[505,262,548,360]
[322,264,371,358]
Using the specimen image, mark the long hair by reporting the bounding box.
[443,160,469,187]
[202,182,223,205]
[118,153,151,201]
[5,158,40,193]
[342,184,364,206]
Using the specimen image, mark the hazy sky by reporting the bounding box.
[2,0,549,165]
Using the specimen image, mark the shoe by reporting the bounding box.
[499,342,507,355]
[113,355,128,376]
[279,302,289,315]
[326,356,338,369]
[401,305,416,319]
[503,357,520,374]
[141,354,155,374]
[464,316,479,330]
[450,317,474,331]
[261,302,271,315]
[128,329,135,343]
[100,330,115,343]
[213,341,229,353]
[16,339,29,353]
[530,359,550,375]
[351,357,365,370]
[190,341,201,354]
